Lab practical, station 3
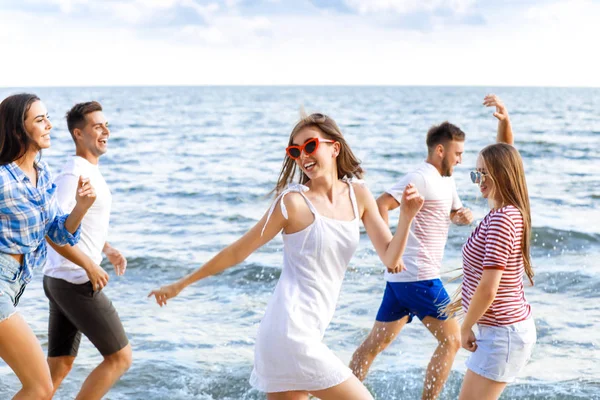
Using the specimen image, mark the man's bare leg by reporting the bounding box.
[420,317,461,400]
[47,355,76,396]
[349,316,409,381]
[75,344,132,400]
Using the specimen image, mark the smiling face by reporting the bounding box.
[476,153,495,200]
[291,127,339,180]
[24,100,52,151]
[75,110,110,159]
[272,113,363,195]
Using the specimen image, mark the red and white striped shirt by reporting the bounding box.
[462,205,532,326]
[386,162,462,282]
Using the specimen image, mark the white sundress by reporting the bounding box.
[249,178,361,393]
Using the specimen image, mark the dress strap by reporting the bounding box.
[342,176,363,220]
[261,183,316,236]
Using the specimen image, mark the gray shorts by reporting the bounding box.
[43,275,129,357]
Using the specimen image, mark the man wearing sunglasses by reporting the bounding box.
[350,121,473,400]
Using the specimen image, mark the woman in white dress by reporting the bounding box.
[149,113,424,400]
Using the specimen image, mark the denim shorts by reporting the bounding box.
[0,253,26,322]
[466,317,536,383]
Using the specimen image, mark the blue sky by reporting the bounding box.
[0,0,598,86]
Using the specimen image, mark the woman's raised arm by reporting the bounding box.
[357,183,423,273]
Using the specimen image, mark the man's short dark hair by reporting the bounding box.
[426,121,465,153]
[65,101,103,139]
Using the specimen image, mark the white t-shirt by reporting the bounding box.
[385,162,462,282]
[44,156,112,284]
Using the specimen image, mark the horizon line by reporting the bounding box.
[2,84,600,90]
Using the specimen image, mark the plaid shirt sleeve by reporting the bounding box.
[46,189,81,246]
[0,161,81,283]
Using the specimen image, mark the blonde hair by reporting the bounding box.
[272,113,363,196]
[445,143,533,317]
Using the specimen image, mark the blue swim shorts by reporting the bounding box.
[375,279,451,323]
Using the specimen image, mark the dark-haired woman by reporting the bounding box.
[150,113,424,400]
[0,93,96,399]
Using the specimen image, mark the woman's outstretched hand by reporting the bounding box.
[483,94,509,121]
[400,183,424,218]
[484,93,514,144]
[148,282,184,307]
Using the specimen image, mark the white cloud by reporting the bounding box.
[0,0,598,87]
[171,15,271,45]
[49,0,90,13]
[344,0,477,15]
[100,0,217,26]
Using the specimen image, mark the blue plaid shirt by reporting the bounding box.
[0,161,81,284]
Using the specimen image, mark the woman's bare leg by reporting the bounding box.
[310,374,374,400]
[0,313,54,400]
[267,390,309,400]
[458,369,507,400]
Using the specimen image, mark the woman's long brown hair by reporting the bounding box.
[481,143,533,284]
[445,143,533,317]
[271,113,363,196]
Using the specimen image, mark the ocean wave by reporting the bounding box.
[222,263,281,286]
[504,378,600,400]
[365,368,600,400]
[119,257,280,287]
[531,227,600,255]
[447,226,599,254]
[108,363,262,400]
[534,271,600,298]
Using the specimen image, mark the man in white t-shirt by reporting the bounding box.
[43,102,131,400]
[350,122,473,400]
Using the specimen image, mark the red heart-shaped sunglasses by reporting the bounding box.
[286,137,336,160]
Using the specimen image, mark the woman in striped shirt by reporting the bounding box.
[0,93,96,399]
[457,95,536,400]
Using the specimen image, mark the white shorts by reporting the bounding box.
[466,317,536,383]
